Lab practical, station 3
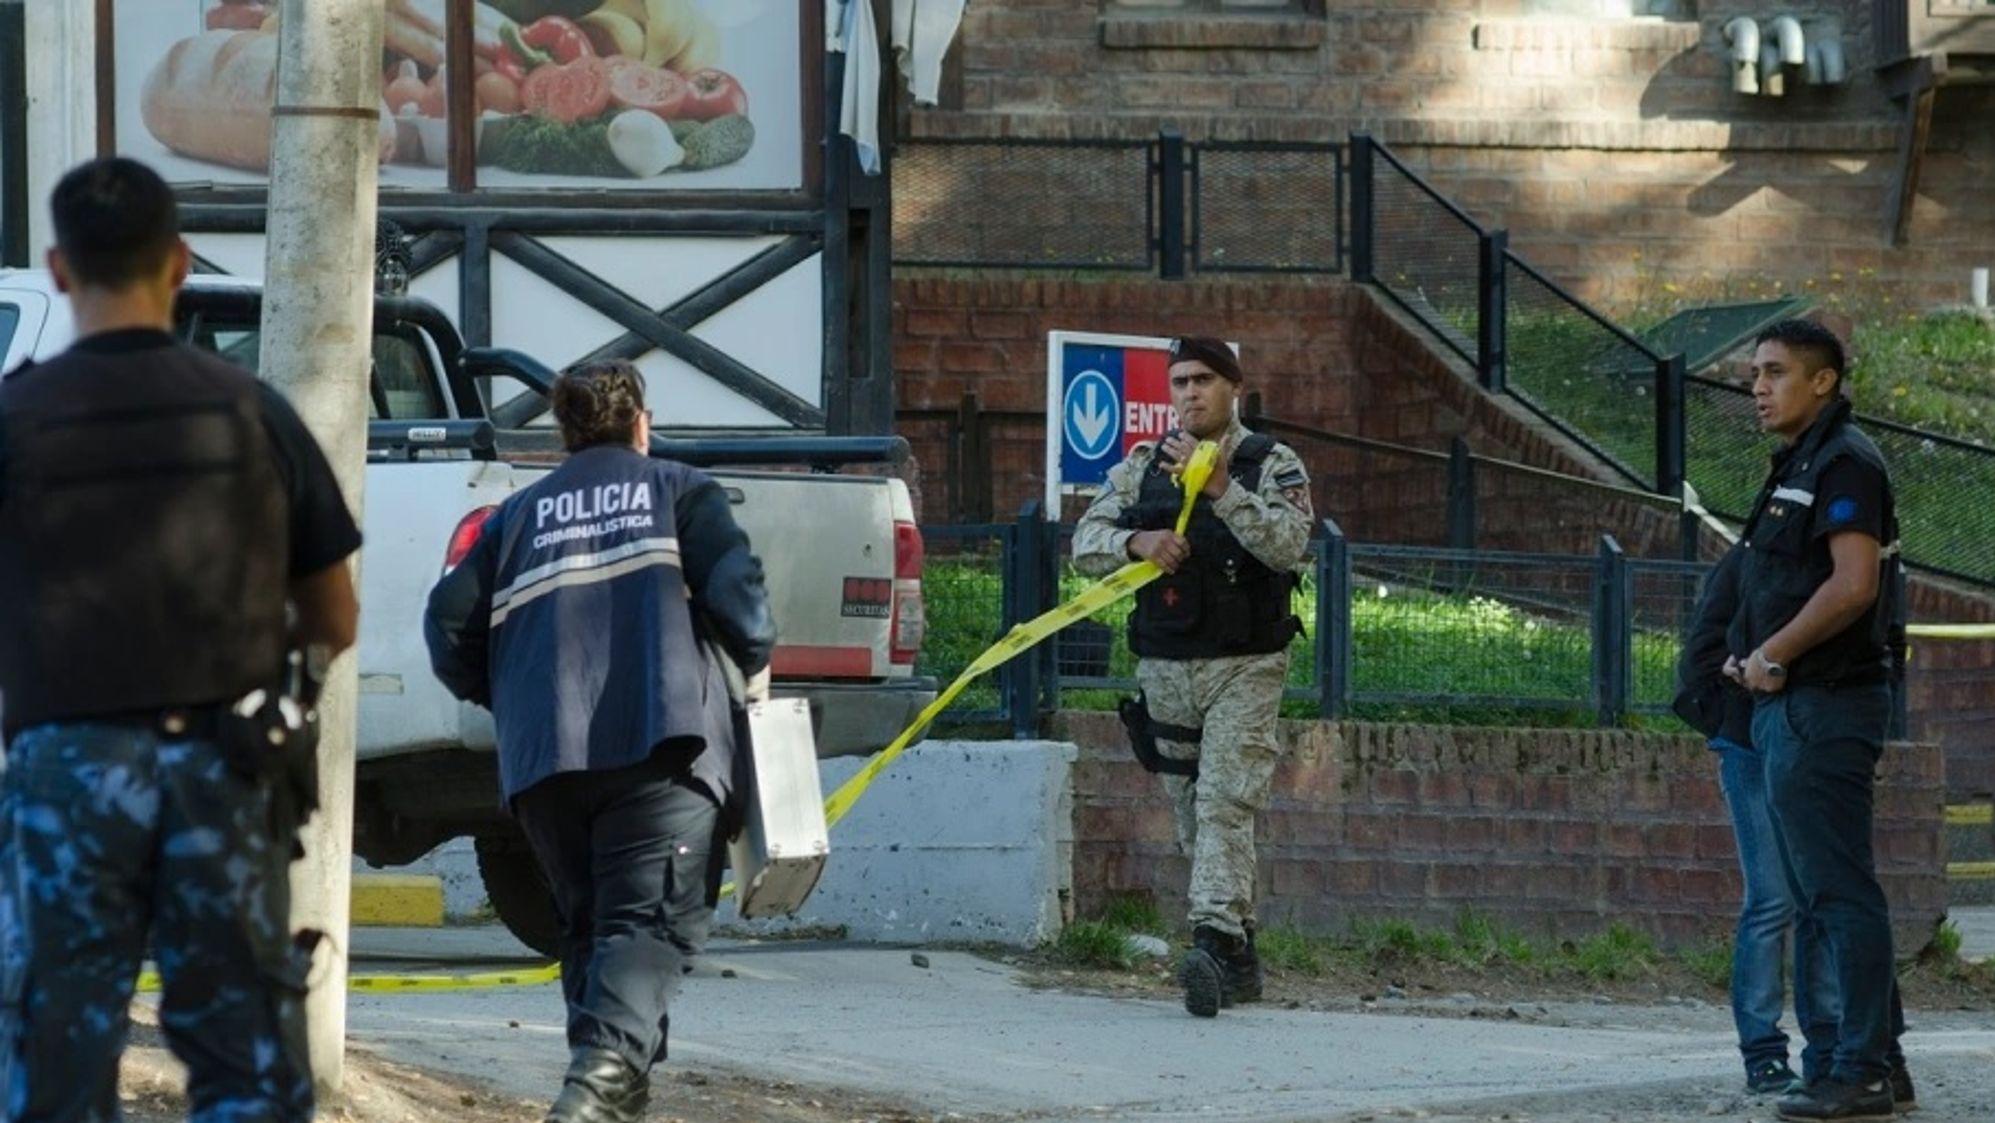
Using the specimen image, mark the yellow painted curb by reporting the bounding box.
[351,873,445,927]
[1947,804,1993,828]
[1947,861,1995,882]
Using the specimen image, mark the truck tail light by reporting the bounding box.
[889,520,925,665]
[443,505,499,573]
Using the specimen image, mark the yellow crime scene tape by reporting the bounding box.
[1907,623,1995,640]
[137,443,1223,998]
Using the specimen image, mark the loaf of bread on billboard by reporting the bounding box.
[142,30,395,173]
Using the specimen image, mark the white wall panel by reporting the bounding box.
[633,349,788,428]
[537,235,783,313]
[405,255,459,327]
[687,252,822,404]
[489,253,626,368]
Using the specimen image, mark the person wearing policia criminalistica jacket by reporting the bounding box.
[1722,319,1914,1123]
[423,359,775,1123]
[0,158,361,1122]
[1072,336,1313,1019]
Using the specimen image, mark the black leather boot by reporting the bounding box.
[1182,925,1245,1018]
[1221,925,1264,1007]
[544,1047,649,1123]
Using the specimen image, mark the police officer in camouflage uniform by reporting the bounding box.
[1073,337,1313,1019]
[0,158,362,1121]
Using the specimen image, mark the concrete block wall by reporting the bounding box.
[723,741,1078,946]
[1054,710,1950,951]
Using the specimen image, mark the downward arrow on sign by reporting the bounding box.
[1074,383,1112,448]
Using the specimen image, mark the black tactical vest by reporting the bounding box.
[1727,399,1903,688]
[1117,433,1302,659]
[0,339,290,734]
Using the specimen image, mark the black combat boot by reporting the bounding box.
[1181,925,1246,1018]
[1776,1076,1894,1121]
[1220,925,1264,1007]
[544,1047,649,1123]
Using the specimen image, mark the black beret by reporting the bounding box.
[1166,336,1242,383]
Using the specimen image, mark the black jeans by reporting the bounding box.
[515,759,724,1074]
[1752,682,1906,1086]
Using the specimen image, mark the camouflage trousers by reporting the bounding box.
[1136,650,1288,939]
[0,722,313,1123]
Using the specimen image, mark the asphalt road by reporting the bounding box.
[344,924,1995,1123]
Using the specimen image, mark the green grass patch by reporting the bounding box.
[1252,914,1711,986]
[1098,894,1168,938]
[1049,920,1138,970]
[1680,939,1734,991]
[1257,926,1330,976]
[922,557,1692,729]
[1925,920,1965,963]
[1568,924,1662,981]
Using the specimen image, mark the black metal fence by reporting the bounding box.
[1684,375,1995,588]
[893,131,1344,277]
[1351,132,1995,589]
[920,506,1716,735]
[1352,134,1687,501]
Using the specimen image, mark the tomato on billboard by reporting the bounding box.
[110,0,804,191]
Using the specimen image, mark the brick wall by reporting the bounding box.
[1054,710,1949,950]
[895,273,1365,522]
[897,272,1995,798]
[907,2,1995,307]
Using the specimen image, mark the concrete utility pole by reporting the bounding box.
[257,0,384,1099]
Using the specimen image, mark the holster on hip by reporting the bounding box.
[1118,693,1200,779]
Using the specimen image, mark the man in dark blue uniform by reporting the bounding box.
[0,158,362,1121]
[1676,548,1837,1096]
[424,359,774,1123]
[1724,320,1911,1122]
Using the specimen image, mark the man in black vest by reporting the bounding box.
[1073,337,1313,1018]
[1724,320,1911,1121]
[0,158,361,1120]
[425,360,775,1123]
[1676,548,1837,1096]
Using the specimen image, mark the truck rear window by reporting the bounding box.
[182,319,444,420]
[0,304,19,364]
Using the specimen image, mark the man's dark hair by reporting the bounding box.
[1166,336,1242,384]
[49,158,182,289]
[1755,319,1848,395]
[552,359,648,451]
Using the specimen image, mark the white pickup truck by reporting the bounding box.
[0,270,934,953]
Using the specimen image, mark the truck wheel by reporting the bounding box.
[474,836,562,959]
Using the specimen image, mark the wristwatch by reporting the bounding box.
[1753,649,1786,679]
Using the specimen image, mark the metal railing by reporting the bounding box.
[1351,133,1688,502]
[1685,375,1995,587]
[1348,131,1995,589]
[893,131,1345,277]
[920,507,1716,734]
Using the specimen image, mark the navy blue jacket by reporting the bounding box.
[424,445,775,804]
[1672,546,1753,748]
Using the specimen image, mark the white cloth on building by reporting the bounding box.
[827,0,968,175]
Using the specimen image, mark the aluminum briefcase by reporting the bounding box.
[728,697,830,919]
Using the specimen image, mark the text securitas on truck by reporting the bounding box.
[0,271,935,955]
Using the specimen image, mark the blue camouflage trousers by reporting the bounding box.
[0,722,314,1122]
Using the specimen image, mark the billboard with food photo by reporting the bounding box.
[112,0,804,192]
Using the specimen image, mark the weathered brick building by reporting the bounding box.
[904,0,1993,305]
[890,3,1995,804]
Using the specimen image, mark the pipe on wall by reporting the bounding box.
[1804,16,1847,85]
[1723,16,1760,95]
[1759,40,1787,97]
[1766,14,1805,66]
